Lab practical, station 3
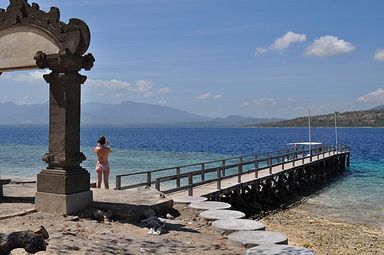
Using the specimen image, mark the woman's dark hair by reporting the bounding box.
[98,136,106,145]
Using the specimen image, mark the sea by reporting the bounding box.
[0,127,383,227]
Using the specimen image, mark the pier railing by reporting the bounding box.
[116,144,350,191]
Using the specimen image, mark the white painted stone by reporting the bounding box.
[189,201,231,210]
[245,245,315,255]
[172,196,207,204]
[212,219,265,234]
[228,231,288,248]
[0,25,60,72]
[199,209,245,221]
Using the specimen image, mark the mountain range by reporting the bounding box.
[0,101,279,127]
[256,107,384,127]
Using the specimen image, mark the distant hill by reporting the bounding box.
[256,109,384,127]
[0,101,278,127]
[372,105,384,110]
[81,101,211,125]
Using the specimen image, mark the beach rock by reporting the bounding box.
[0,226,49,255]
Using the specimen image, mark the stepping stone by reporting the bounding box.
[200,209,245,221]
[212,219,265,234]
[172,196,207,204]
[245,245,315,255]
[189,201,231,210]
[228,231,288,248]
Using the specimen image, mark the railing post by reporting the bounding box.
[155,178,160,191]
[201,163,205,181]
[188,173,193,196]
[269,157,272,174]
[217,168,222,190]
[310,149,312,162]
[254,155,259,178]
[146,172,152,187]
[176,167,181,188]
[238,163,243,183]
[116,176,121,190]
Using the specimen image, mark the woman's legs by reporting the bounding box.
[96,168,103,188]
[103,168,110,189]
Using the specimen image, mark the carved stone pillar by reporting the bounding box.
[34,51,95,214]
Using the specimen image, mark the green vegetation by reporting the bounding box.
[256,109,384,127]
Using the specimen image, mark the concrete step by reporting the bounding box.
[172,196,207,204]
[212,219,265,234]
[200,209,245,221]
[245,244,314,255]
[92,187,173,222]
[189,201,231,210]
[228,231,288,248]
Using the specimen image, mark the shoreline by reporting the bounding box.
[260,203,384,255]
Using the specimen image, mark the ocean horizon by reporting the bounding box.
[0,126,383,227]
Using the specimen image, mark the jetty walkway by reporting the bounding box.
[116,145,350,203]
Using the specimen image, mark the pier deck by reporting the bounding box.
[117,145,350,204]
[170,151,338,199]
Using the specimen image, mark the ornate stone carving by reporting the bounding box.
[0,0,90,56]
[34,50,95,72]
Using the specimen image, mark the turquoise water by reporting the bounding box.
[0,127,383,226]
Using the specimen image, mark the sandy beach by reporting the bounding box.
[0,197,383,255]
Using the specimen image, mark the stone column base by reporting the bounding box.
[35,190,93,215]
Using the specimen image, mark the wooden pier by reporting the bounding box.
[116,145,350,208]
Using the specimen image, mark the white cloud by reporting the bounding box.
[255,47,268,56]
[134,80,154,93]
[305,36,355,57]
[253,98,276,105]
[2,70,49,82]
[357,88,384,103]
[269,32,307,50]
[374,49,384,62]
[87,79,132,89]
[195,93,222,100]
[159,100,167,106]
[86,78,166,98]
[195,93,211,100]
[158,87,170,94]
[240,101,249,107]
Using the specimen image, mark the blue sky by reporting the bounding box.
[1,0,384,118]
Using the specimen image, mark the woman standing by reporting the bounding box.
[94,136,112,189]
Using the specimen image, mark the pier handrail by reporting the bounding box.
[115,144,349,190]
[153,145,350,195]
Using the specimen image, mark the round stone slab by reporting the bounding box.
[212,219,265,234]
[189,201,231,210]
[245,245,315,255]
[172,196,207,204]
[228,231,288,248]
[200,209,245,221]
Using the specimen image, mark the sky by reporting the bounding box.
[1,0,384,118]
